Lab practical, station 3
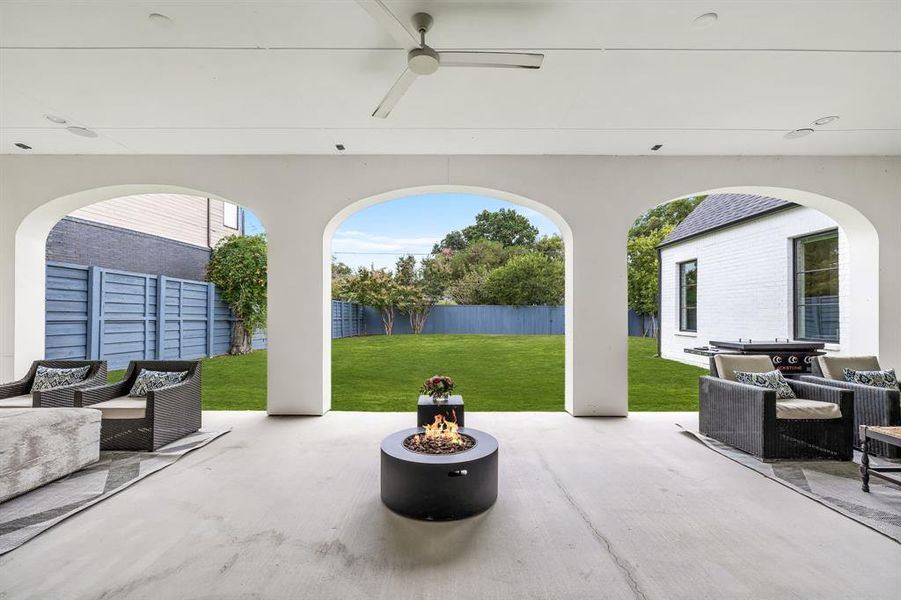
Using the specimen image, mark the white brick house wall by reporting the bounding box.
[659,206,850,367]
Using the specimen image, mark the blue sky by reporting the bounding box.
[244,209,265,235]
[331,193,561,270]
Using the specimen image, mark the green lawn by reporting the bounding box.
[332,334,565,411]
[108,351,267,411]
[627,336,706,411]
[108,335,704,411]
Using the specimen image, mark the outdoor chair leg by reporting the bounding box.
[860,436,870,493]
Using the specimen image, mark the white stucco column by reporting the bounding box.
[264,199,331,415]
[568,217,629,416]
[0,223,17,381]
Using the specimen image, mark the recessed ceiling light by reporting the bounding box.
[813,115,839,126]
[14,142,32,150]
[692,12,718,29]
[66,126,99,138]
[44,114,67,124]
[784,128,815,140]
[148,12,174,27]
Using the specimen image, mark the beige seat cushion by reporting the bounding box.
[816,355,881,380]
[714,355,776,381]
[88,398,146,419]
[0,394,33,408]
[776,399,842,420]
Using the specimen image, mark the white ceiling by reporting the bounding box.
[1,0,899,155]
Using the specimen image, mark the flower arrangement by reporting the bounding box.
[421,375,456,401]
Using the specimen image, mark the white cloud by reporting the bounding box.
[331,230,441,269]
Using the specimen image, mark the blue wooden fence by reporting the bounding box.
[331,301,366,339]
[628,309,656,337]
[333,304,565,336]
[45,262,266,369]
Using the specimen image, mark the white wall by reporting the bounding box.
[0,155,894,417]
[69,194,238,248]
[660,207,849,367]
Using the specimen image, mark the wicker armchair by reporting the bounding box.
[75,360,201,451]
[699,355,853,460]
[800,356,901,458]
[0,360,107,409]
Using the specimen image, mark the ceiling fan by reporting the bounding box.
[356,0,544,118]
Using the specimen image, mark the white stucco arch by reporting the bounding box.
[635,185,880,357]
[323,185,575,413]
[1,155,898,417]
[13,182,268,383]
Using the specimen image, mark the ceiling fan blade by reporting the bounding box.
[372,68,417,118]
[355,0,419,47]
[438,52,544,69]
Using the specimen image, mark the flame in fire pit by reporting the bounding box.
[421,413,462,445]
[404,412,476,455]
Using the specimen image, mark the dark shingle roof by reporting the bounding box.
[658,193,796,247]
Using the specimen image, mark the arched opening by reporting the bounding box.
[626,185,879,412]
[323,185,575,414]
[15,184,269,409]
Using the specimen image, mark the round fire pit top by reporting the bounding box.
[381,427,498,465]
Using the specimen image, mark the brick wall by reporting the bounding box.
[659,206,850,367]
[46,217,212,281]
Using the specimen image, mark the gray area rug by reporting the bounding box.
[680,426,901,544]
[0,429,229,555]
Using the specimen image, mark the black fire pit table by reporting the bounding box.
[686,339,826,379]
[380,427,498,521]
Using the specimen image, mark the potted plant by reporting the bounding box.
[421,375,455,403]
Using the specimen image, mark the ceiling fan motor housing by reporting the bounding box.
[408,46,440,75]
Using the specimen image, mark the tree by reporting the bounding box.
[535,234,564,261]
[331,259,352,278]
[434,208,539,252]
[331,258,353,300]
[626,196,703,337]
[626,226,672,337]
[629,196,703,238]
[206,234,267,355]
[447,239,511,280]
[342,267,402,335]
[481,252,564,305]
[462,208,539,248]
[394,255,428,333]
[432,230,467,254]
[448,268,491,305]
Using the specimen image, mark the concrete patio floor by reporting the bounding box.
[1,411,898,599]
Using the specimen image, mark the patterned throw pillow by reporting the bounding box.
[843,368,898,389]
[31,365,91,392]
[734,369,796,400]
[128,369,189,398]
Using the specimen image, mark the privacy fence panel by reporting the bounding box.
[332,301,365,339]
[359,304,565,336]
[45,262,266,370]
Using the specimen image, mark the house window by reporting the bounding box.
[679,260,697,332]
[794,230,839,342]
[223,201,239,229]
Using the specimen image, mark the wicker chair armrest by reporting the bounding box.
[700,376,776,414]
[0,378,31,399]
[34,367,108,407]
[76,380,132,407]
[146,375,201,420]
[800,376,899,419]
[788,380,849,405]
